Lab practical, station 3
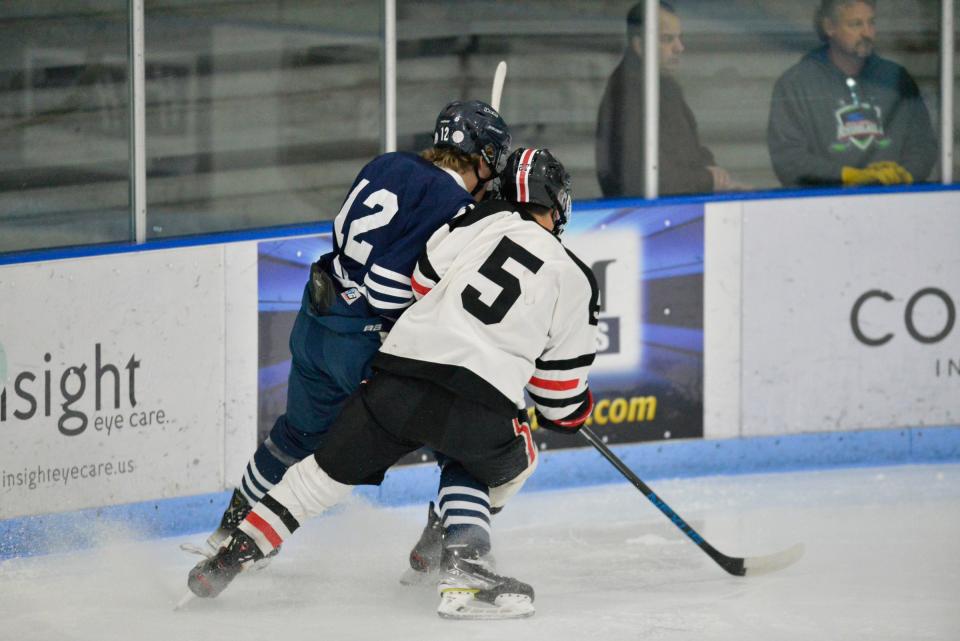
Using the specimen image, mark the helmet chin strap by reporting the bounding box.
[470,163,491,196]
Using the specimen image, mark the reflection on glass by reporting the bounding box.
[396,1,620,201]
[594,0,942,196]
[767,0,937,187]
[143,2,382,238]
[596,1,743,197]
[0,2,130,254]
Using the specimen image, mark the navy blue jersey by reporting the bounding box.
[322,152,474,323]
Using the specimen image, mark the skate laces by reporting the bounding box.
[216,530,264,569]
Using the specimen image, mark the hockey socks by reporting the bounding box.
[240,455,352,555]
[438,462,492,555]
[240,435,299,505]
[401,462,495,586]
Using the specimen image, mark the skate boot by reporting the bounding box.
[436,546,534,620]
[187,530,264,599]
[206,488,251,553]
[180,488,278,567]
[399,502,443,585]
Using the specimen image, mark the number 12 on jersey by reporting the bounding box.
[334,179,400,266]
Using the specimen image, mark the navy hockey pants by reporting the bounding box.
[241,303,381,503]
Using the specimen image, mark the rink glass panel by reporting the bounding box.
[0,1,952,255]
[394,0,625,202]
[682,0,942,191]
[396,0,944,198]
[0,2,131,254]
[142,0,383,239]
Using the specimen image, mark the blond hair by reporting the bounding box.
[420,147,481,175]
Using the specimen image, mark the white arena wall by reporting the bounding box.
[0,243,260,520]
[1,189,958,528]
[704,190,960,439]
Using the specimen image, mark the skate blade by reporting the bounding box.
[399,566,438,587]
[437,589,534,620]
[173,591,196,611]
[179,542,216,559]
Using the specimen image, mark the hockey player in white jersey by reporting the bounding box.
[186,148,600,619]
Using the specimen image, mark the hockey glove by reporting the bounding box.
[535,390,594,435]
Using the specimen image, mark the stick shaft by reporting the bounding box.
[579,425,745,575]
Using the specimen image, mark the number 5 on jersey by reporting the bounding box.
[462,237,544,325]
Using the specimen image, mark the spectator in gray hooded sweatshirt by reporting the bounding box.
[767,0,937,188]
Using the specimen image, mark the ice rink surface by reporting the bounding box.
[1,463,957,641]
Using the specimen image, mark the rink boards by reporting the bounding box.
[0,187,958,522]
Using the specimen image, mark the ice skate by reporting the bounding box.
[436,547,534,620]
[180,488,278,569]
[187,530,264,599]
[399,502,443,586]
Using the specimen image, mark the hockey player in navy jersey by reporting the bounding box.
[192,100,512,559]
[187,148,600,619]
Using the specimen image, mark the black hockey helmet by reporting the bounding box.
[433,100,512,176]
[501,148,572,236]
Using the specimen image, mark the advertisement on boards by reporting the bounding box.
[739,192,960,435]
[257,202,705,459]
[0,248,226,518]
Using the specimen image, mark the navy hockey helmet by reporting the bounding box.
[433,100,512,176]
[501,148,572,236]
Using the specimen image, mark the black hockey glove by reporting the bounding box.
[534,390,594,435]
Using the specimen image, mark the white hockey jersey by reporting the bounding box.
[376,202,599,427]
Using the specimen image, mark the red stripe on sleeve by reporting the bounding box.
[411,275,432,296]
[529,375,579,391]
[245,511,283,549]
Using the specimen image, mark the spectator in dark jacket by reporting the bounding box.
[596,1,740,197]
[767,0,937,187]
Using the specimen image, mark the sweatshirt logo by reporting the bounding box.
[833,100,890,152]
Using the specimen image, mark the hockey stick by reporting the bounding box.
[579,425,804,577]
[491,60,507,112]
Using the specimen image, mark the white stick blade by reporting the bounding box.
[491,60,507,112]
[743,543,805,576]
